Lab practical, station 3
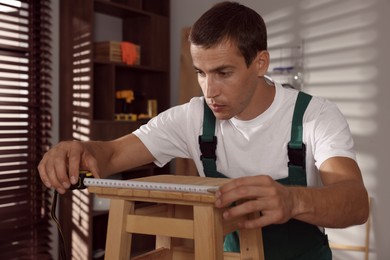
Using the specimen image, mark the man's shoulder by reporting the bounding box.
[276,85,340,122]
[159,96,204,126]
[187,96,205,107]
[164,96,204,114]
[306,93,339,115]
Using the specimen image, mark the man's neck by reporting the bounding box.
[236,79,276,121]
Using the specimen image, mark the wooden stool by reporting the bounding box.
[88,175,264,260]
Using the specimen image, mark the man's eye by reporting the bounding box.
[196,70,206,77]
[218,71,231,77]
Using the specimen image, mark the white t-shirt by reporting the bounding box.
[134,83,356,187]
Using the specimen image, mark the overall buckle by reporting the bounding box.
[287,143,306,169]
[199,136,217,161]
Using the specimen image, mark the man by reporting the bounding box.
[39,2,369,259]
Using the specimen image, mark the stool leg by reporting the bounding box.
[104,199,134,260]
[156,204,175,250]
[239,212,264,260]
[193,205,224,260]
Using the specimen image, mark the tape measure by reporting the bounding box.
[69,170,93,190]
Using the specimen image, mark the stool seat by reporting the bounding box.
[88,175,264,260]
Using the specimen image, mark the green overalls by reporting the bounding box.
[199,92,332,259]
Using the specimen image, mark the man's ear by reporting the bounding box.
[255,50,270,76]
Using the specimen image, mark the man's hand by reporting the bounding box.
[38,141,100,194]
[214,157,369,229]
[214,175,295,229]
[38,134,156,194]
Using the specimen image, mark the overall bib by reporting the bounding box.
[199,92,332,259]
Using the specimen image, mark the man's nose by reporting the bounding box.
[204,76,218,98]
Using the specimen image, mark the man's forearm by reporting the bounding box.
[290,180,369,228]
[84,134,155,179]
[83,140,115,178]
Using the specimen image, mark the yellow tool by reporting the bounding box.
[116,89,134,103]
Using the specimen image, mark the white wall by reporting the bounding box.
[170,0,390,259]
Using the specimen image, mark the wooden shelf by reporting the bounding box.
[94,59,168,72]
[94,0,149,18]
[94,0,168,18]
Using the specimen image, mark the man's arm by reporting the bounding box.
[289,156,369,228]
[214,156,369,229]
[38,133,155,194]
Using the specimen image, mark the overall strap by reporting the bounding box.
[265,92,332,259]
[279,91,312,186]
[199,100,227,178]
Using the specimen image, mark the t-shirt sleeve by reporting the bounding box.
[312,100,357,169]
[133,98,203,167]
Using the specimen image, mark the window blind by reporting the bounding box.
[0,0,53,259]
[58,0,93,258]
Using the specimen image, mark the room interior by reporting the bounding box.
[0,0,389,259]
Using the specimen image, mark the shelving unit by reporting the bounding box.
[59,0,170,259]
[267,42,304,90]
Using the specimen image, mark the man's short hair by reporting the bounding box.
[189,1,267,67]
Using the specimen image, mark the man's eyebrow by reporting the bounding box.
[193,65,234,72]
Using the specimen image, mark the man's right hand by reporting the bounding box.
[38,140,100,194]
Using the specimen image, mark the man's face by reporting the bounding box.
[190,41,262,120]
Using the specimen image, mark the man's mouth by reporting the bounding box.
[209,103,225,112]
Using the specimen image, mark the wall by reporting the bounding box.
[170,0,390,259]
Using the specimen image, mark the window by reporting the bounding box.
[0,0,53,259]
